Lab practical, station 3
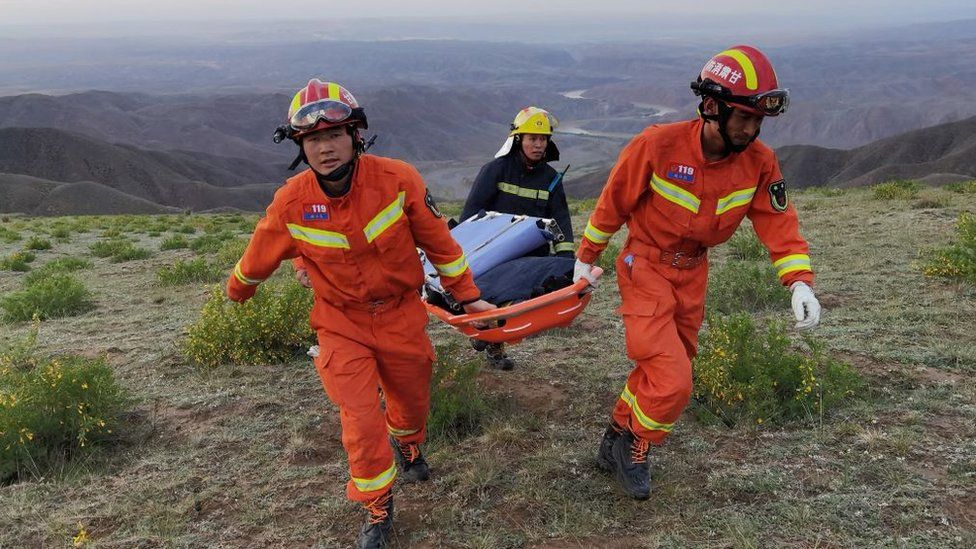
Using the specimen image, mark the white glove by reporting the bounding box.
[573,259,598,285]
[790,282,821,330]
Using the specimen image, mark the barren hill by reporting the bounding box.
[778,115,976,187]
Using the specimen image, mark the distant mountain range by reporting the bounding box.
[3,114,974,213]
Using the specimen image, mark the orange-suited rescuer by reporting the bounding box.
[572,46,822,500]
[225,78,495,548]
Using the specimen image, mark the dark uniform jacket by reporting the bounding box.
[460,152,575,256]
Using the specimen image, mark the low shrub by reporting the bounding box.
[944,180,976,194]
[693,313,862,426]
[183,281,314,368]
[0,274,95,322]
[0,326,129,483]
[921,212,976,284]
[159,234,190,251]
[0,226,21,243]
[707,260,789,314]
[190,231,235,254]
[23,257,92,285]
[872,179,921,200]
[0,251,36,272]
[89,239,152,262]
[215,238,249,268]
[156,258,222,286]
[24,236,52,251]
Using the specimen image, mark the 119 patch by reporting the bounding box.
[768,179,789,212]
[302,203,329,221]
[666,162,696,183]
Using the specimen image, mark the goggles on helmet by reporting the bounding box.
[692,80,790,117]
[289,99,354,131]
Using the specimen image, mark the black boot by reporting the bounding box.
[389,435,430,482]
[470,338,489,352]
[611,431,651,500]
[486,342,515,370]
[596,423,624,472]
[357,492,393,549]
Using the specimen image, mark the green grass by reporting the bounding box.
[159,235,189,250]
[872,179,922,200]
[1,327,130,483]
[156,258,222,286]
[23,236,52,251]
[0,251,36,272]
[89,239,152,262]
[0,274,94,322]
[0,192,973,547]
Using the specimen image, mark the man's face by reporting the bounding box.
[520,133,548,163]
[302,126,356,174]
[723,106,764,148]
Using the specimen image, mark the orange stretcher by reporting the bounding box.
[424,266,604,344]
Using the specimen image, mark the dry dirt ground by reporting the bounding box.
[1,188,974,548]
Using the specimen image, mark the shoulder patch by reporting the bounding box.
[768,179,789,212]
[424,189,443,218]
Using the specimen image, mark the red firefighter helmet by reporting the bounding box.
[691,45,789,117]
[283,79,368,141]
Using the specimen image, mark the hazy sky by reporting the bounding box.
[2,0,974,26]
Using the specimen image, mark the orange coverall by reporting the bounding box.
[226,154,479,501]
[577,118,814,444]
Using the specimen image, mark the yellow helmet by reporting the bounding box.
[509,107,558,136]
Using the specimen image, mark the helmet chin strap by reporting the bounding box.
[699,99,760,155]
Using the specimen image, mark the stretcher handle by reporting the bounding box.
[431,266,604,327]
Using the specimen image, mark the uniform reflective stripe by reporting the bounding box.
[364,191,406,243]
[433,255,469,278]
[620,385,674,433]
[328,81,341,100]
[583,222,613,245]
[719,48,758,91]
[650,173,700,214]
[387,424,419,437]
[233,262,263,286]
[289,93,302,117]
[497,182,549,200]
[554,241,575,253]
[773,254,812,278]
[286,223,350,249]
[351,463,397,492]
[716,186,757,215]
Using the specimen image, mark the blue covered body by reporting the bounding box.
[422,212,555,293]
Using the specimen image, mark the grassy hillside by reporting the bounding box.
[0,188,974,547]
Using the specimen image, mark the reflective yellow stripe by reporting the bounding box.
[583,222,613,245]
[387,424,419,437]
[364,192,406,243]
[554,241,575,253]
[719,48,759,91]
[328,82,341,100]
[497,182,549,200]
[773,253,812,278]
[716,186,757,215]
[233,262,262,286]
[351,463,397,493]
[286,223,350,249]
[289,92,302,116]
[620,385,674,433]
[650,173,700,214]
[433,255,469,278]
